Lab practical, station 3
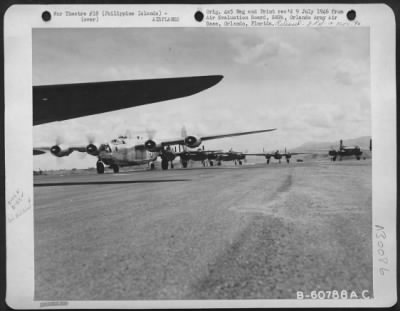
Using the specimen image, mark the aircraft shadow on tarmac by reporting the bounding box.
[34,179,191,187]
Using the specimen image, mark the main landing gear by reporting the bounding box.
[111,165,119,173]
[161,159,175,170]
[161,159,168,170]
[96,161,105,174]
[96,161,119,174]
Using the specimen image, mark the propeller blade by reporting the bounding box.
[86,133,96,144]
[55,135,64,145]
[55,156,65,165]
[181,125,187,138]
[146,128,157,140]
[78,152,87,159]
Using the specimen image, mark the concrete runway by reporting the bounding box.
[34,160,372,300]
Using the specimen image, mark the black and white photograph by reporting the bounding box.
[4,4,396,308]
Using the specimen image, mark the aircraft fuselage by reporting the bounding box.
[95,137,158,172]
[329,146,363,160]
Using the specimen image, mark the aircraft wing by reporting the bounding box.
[244,153,269,156]
[156,128,277,146]
[33,145,87,156]
[200,129,276,141]
[287,152,310,155]
[33,75,223,125]
[136,128,276,151]
[33,147,50,155]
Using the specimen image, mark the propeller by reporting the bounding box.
[181,125,188,138]
[78,152,87,160]
[55,134,65,146]
[86,133,96,144]
[124,129,134,139]
[146,128,157,140]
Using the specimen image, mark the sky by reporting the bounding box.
[33,27,370,170]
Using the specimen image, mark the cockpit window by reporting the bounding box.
[99,144,112,152]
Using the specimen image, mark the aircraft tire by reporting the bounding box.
[210,161,214,166]
[150,163,155,170]
[96,161,105,174]
[171,162,174,169]
[161,159,169,170]
[112,165,119,173]
[356,156,361,160]
[217,161,221,166]
[239,160,242,165]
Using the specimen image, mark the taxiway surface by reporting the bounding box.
[34,160,372,300]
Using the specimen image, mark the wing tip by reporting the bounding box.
[200,74,224,89]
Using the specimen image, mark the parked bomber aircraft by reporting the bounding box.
[328,139,372,161]
[33,75,223,125]
[215,149,247,166]
[144,128,276,170]
[34,128,276,173]
[178,146,222,168]
[247,148,309,164]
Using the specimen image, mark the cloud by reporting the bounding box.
[332,58,369,86]
[230,36,280,65]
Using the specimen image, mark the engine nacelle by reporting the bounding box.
[86,143,101,155]
[50,144,71,157]
[144,140,162,152]
[184,136,202,148]
[328,150,337,157]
